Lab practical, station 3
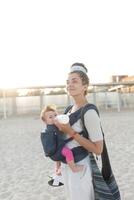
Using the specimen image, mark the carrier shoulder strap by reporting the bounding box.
[64,105,73,114]
[80,103,112,181]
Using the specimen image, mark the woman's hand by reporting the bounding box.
[54,118,73,135]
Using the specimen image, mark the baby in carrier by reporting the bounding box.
[40,105,84,174]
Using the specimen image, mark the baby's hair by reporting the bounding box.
[40,104,57,121]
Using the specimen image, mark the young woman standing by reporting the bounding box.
[54,63,103,200]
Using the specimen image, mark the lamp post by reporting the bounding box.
[2,89,7,119]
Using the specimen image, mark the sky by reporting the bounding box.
[0,0,134,88]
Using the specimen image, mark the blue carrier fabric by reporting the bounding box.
[40,125,73,161]
[40,107,88,163]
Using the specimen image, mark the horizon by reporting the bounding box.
[0,66,133,89]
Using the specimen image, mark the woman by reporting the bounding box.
[54,63,103,200]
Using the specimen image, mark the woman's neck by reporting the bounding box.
[72,96,88,112]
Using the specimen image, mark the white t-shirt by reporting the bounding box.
[66,109,103,149]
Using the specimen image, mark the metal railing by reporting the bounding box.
[0,82,134,119]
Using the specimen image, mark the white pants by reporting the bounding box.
[61,156,95,200]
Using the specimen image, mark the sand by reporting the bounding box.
[0,111,134,200]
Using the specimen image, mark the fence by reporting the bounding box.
[0,82,134,119]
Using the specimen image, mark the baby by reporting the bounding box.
[40,105,84,173]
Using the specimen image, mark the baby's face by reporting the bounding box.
[44,111,57,124]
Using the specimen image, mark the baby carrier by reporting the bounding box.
[40,107,88,163]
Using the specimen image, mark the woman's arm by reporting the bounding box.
[68,130,103,155]
[54,110,103,155]
[54,122,103,155]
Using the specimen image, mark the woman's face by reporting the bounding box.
[66,72,88,97]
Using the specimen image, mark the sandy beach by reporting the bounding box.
[0,110,134,200]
